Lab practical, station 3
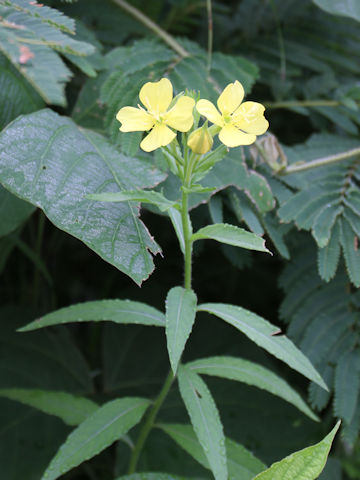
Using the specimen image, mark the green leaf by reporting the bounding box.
[168,207,185,254]
[198,303,327,390]
[18,299,165,332]
[0,186,35,237]
[312,0,360,22]
[165,287,197,374]
[41,397,150,480]
[334,350,360,424]
[187,356,318,421]
[0,109,166,285]
[0,389,98,426]
[159,423,266,480]
[312,204,343,247]
[191,223,270,253]
[253,421,341,480]
[317,222,341,281]
[339,218,360,287]
[87,189,175,212]
[177,365,228,480]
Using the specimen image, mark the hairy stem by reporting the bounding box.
[280,147,360,175]
[112,0,189,58]
[127,370,174,474]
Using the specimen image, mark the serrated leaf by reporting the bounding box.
[0,109,166,285]
[87,189,175,212]
[19,299,165,332]
[198,303,327,390]
[177,365,228,480]
[159,423,266,480]
[0,389,98,426]
[191,223,270,253]
[253,421,340,480]
[317,222,341,281]
[41,397,150,480]
[312,204,342,247]
[334,349,360,424]
[339,217,360,287]
[187,356,318,420]
[165,287,197,374]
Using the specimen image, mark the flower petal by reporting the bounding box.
[140,124,176,152]
[139,78,173,114]
[164,96,195,132]
[232,101,269,135]
[219,124,256,147]
[217,80,244,115]
[196,99,223,126]
[116,107,154,132]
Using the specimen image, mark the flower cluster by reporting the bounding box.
[116,78,268,153]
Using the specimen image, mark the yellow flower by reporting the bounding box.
[116,78,195,152]
[196,80,269,148]
[187,123,213,154]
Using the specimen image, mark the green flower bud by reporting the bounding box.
[187,122,213,154]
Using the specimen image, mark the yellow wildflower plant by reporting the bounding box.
[116,78,195,152]
[196,80,269,148]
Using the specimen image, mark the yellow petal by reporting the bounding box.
[116,106,154,132]
[232,101,269,135]
[217,80,244,115]
[164,96,195,132]
[139,78,173,114]
[140,124,176,152]
[219,124,256,147]
[196,99,223,126]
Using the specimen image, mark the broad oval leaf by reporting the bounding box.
[312,0,360,22]
[87,190,175,212]
[19,299,165,332]
[41,397,150,480]
[191,223,270,253]
[158,423,266,480]
[253,421,340,480]
[198,303,327,390]
[0,389,98,426]
[187,356,318,421]
[0,109,166,285]
[177,365,228,480]
[166,287,197,374]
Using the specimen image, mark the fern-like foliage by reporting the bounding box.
[276,134,360,286]
[279,241,360,446]
[0,0,95,105]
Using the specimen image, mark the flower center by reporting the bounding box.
[223,114,232,124]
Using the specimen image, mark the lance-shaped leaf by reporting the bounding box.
[166,287,197,374]
[0,109,166,285]
[191,223,270,253]
[168,207,185,253]
[87,189,176,212]
[0,389,98,426]
[41,397,150,480]
[159,423,266,480]
[19,299,165,332]
[198,303,327,390]
[177,365,227,480]
[187,356,318,421]
[253,421,340,480]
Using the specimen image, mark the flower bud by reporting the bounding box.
[187,123,213,154]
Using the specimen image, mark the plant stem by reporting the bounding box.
[280,147,360,175]
[181,189,192,290]
[112,0,189,58]
[127,370,174,474]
